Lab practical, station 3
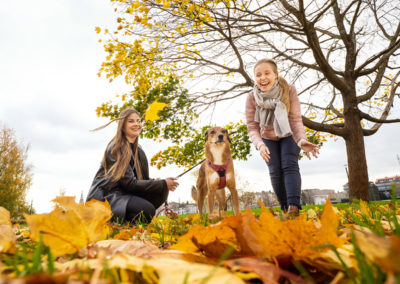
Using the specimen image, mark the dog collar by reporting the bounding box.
[206,159,230,189]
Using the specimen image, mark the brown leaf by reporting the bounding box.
[223,257,309,284]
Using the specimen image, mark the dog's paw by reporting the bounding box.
[208,213,220,222]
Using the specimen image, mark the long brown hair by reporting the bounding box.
[254,58,290,112]
[101,108,143,182]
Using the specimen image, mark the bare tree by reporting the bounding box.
[101,0,400,200]
[301,189,315,205]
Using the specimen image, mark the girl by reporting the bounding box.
[87,108,178,223]
[245,59,319,216]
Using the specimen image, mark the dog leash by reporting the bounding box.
[174,158,205,180]
[156,159,206,218]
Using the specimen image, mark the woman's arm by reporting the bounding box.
[287,85,307,143]
[245,92,264,150]
[119,166,168,193]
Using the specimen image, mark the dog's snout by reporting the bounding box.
[218,134,224,140]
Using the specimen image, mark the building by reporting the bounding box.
[375,176,400,199]
[301,189,336,205]
[342,182,380,201]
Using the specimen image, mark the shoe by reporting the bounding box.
[288,205,299,217]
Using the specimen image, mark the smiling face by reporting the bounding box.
[254,62,278,92]
[123,113,142,142]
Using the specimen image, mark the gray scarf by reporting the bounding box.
[253,82,292,138]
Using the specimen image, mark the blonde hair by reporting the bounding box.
[254,58,290,112]
[101,108,143,182]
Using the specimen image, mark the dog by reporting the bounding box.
[191,126,240,217]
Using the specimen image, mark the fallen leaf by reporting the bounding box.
[0,207,15,253]
[25,196,112,256]
[355,231,400,273]
[223,257,309,284]
[58,253,245,284]
[174,198,347,270]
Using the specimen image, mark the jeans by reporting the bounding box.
[125,187,169,224]
[262,136,301,210]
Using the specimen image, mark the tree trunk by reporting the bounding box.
[343,106,370,201]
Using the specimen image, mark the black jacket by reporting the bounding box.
[86,143,168,220]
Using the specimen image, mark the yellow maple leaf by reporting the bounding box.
[144,101,167,121]
[0,207,16,253]
[25,196,112,256]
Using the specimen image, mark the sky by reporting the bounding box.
[1,1,399,214]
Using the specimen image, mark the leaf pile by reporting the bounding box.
[1,197,399,283]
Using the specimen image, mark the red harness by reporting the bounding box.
[206,159,231,189]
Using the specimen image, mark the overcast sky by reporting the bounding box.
[1,1,399,214]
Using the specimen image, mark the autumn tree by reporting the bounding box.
[0,126,32,219]
[97,0,400,201]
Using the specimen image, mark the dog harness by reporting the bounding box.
[206,159,231,189]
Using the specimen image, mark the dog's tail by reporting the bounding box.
[191,185,197,202]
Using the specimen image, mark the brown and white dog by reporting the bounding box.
[191,127,240,217]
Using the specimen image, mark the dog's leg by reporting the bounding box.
[208,189,216,217]
[197,184,207,216]
[227,186,240,215]
[216,189,226,218]
[196,163,207,217]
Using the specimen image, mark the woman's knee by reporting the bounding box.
[281,157,300,171]
[126,197,156,223]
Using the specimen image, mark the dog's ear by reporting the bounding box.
[227,132,232,144]
[204,129,209,142]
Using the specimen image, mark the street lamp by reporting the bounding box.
[344,164,349,178]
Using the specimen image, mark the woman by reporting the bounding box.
[245,58,319,216]
[86,108,179,223]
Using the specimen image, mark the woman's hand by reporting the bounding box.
[259,144,271,162]
[165,178,179,191]
[300,140,320,159]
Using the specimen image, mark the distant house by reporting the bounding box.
[178,203,198,215]
[331,191,349,203]
[375,175,400,199]
[313,195,329,205]
[301,189,336,205]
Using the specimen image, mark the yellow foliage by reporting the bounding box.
[25,196,112,256]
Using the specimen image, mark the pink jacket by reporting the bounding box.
[245,85,307,149]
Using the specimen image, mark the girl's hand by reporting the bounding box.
[165,178,179,191]
[300,140,320,159]
[259,144,271,162]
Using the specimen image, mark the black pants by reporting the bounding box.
[125,188,169,224]
[263,136,302,210]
